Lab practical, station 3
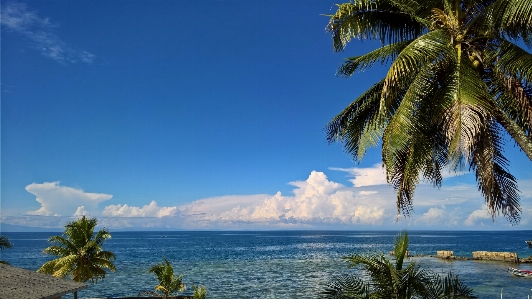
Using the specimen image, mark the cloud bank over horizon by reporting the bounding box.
[3,168,531,230]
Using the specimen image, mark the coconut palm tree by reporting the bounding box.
[322,231,476,299]
[325,0,532,223]
[192,285,208,299]
[37,216,116,290]
[146,257,186,299]
[0,236,13,264]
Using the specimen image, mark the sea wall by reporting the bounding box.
[472,251,518,263]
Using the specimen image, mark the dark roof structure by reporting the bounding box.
[0,263,87,299]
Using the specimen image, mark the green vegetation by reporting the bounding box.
[143,257,187,299]
[322,231,476,298]
[192,285,208,299]
[325,0,532,223]
[37,216,116,289]
[0,236,13,264]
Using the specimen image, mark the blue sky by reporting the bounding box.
[1,0,531,231]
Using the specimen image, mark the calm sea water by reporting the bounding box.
[1,230,532,299]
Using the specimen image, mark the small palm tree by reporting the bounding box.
[37,216,116,292]
[322,231,476,299]
[192,285,208,299]
[0,236,13,264]
[146,257,186,299]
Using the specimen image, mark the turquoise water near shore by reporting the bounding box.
[2,230,532,299]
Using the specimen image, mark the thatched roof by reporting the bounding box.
[0,263,87,299]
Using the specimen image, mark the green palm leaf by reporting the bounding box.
[325,0,425,52]
[339,40,413,76]
[326,79,386,162]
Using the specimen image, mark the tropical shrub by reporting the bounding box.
[322,231,476,299]
[142,257,186,299]
[0,236,12,264]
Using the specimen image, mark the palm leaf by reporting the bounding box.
[322,274,370,299]
[325,0,425,52]
[470,119,521,223]
[495,41,532,85]
[381,30,453,109]
[326,79,386,162]
[338,40,413,76]
[486,0,532,43]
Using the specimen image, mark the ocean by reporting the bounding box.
[1,230,532,299]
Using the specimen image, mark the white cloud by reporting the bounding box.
[419,207,447,224]
[413,207,461,226]
[1,2,95,63]
[464,209,491,226]
[330,164,468,188]
[102,200,178,218]
[330,164,387,187]
[520,207,532,225]
[179,171,388,227]
[25,182,112,216]
[6,168,531,230]
[359,191,378,196]
[74,206,90,216]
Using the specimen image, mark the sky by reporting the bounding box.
[1,0,531,231]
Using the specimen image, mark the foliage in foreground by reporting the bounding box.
[0,236,13,264]
[192,285,208,299]
[325,0,532,223]
[37,216,116,284]
[141,257,187,299]
[322,231,476,299]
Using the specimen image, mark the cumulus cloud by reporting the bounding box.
[179,171,388,227]
[102,200,178,218]
[464,209,492,226]
[413,206,461,226]
[520,207,532,226]
[7,167,531,230]
[25,182,112,216]
[74,206,90,216]
[330,164,387,187]
[1,2,95,63]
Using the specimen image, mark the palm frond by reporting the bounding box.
[495,41,532,85]
[486,0,532,43]
[37,260,58,275]
[382,57,453,215]
[428,272,478,299]
[393,231,408,270]
[326,79,386,162]
[443,51,491,171]
[322,274,370,299]
[490,68,532,135]
[338,40,413,76]
[496,107,532,160]
[382,30,453,109]
[325,0,425,52]
[470,119,521,224]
